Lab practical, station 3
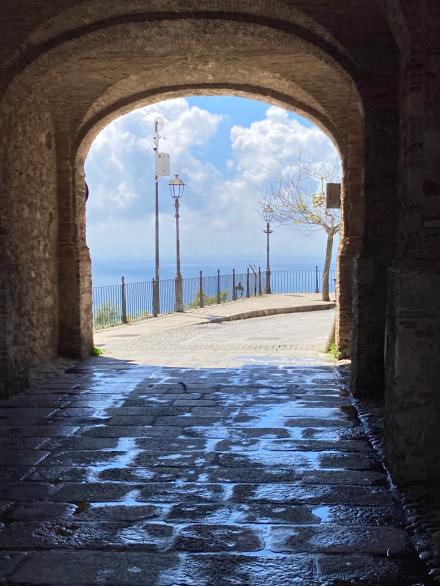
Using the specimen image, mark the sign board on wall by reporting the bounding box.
[326,183,341,209]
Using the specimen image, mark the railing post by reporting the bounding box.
[315,265,319,293]
[152,278,156,315]
[232,269,236,301]
[199,270,204,308]
[152,276,160,317]
[246,268,250,298]
[249,265,257,296]
[175,273,184,312]
[217,269,221,304]
[258,267,262,296]
[121,276,128,324]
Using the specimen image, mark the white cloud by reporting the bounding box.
[86,98,223,219]
[229,106,338,187]
[114,181,137,208]
[137,100,222,155]
[204,105,340,236]
[85,97,341,277]
[86,181,137,214]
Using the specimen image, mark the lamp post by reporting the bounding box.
[169,174,185,312]
[263,204,273,294]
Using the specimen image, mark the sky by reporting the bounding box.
[85,96,341,284]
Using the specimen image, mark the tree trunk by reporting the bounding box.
[322,231,334,302]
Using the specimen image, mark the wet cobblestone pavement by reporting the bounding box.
[0,357,431,584]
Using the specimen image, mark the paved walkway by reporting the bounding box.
[95,294,335,366]
[0,311,430,584]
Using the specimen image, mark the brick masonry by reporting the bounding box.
[0,1,439,488]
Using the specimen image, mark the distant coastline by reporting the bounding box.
[92,258,336,286]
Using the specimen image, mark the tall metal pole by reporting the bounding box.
[174,198,183,311]
[264,221,272,294]
[154,170,160,315]
[152,119,161,317]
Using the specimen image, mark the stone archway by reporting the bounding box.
[76,83,360,359]
[2,0,440,500]
[0,1,398,406]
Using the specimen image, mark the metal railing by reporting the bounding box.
[92,266,336,329]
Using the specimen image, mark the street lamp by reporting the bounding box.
[169,174,185,312]
[263,204,273,294]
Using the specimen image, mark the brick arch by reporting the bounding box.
[73,81,360,357]
[0,2,398,398]
[75,85,344,167]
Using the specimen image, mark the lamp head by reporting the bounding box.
[169,174,185,199]
[263,204,274,223]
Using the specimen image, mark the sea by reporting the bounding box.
[91,258,334,287]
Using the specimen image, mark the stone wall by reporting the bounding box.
[350,77,400,396]
[57,137,93,361]
[0,2,395,400]
[0,92,59,397]
[335,141,364,359]
[1,1,439,490]
[384,0,440,486]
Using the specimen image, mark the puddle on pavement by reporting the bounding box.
[0,357,430,585]
[311,506,331,523]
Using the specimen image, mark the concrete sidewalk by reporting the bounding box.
[206,293,335,322]
[96,293,335,334]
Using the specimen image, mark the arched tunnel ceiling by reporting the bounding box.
[0,0,400,72]
[66,17,361,159]
[0,1,400,163]
[74,84,343,164]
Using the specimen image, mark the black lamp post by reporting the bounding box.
[263,204,273,294]
[169,174,185,312]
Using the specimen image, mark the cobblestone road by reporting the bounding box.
[0,312,430,584]
[95,307,336,367]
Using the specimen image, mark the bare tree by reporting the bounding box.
[265,161,340,301]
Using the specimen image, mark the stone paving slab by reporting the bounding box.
[0,364,431,584]
[0,312,432,584]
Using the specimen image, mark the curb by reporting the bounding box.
[207,302,336,323]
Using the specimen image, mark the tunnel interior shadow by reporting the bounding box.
[0,355,429,584]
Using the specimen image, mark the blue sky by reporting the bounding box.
[85,96,340,283]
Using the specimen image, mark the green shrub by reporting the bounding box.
[329,342,338,359]
[189,290,228,308]
[94,302,120,328]
[91,346,104,356]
